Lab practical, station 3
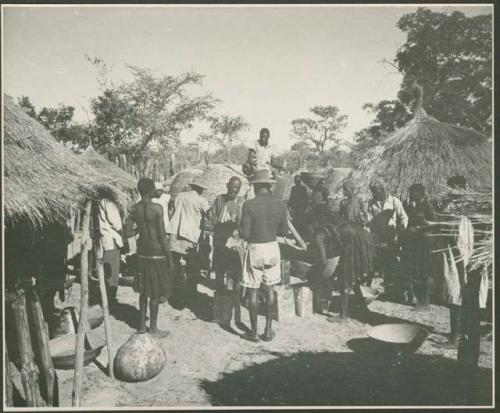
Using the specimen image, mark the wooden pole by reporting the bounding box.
[95,238,115,379]
[9,289,43,407]
[26,289,56,406]
[5,348,14,407]
[286,211,307,251]
[72,200,91,407]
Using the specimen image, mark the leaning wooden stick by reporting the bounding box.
[95,238,115,379]
[72,200,92,407]
[27,289,56,406]
[286,211,308,251]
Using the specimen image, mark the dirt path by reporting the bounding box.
[53,280,493,408]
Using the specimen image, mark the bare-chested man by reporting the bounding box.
[125,178,174,338]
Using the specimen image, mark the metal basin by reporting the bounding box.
[290,260,313,279]
[49,331,106,370]
[52,305,104,338]
[367,323,429,354]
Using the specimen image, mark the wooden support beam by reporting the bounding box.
[72,200,91,407]
[95,239,115,379]
[9,289,43,407]
[5,348,14,407]
[26,289,56,406]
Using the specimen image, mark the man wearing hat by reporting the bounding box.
[239,169,288,342]
[166,176,210,304]
[153,181,171,233]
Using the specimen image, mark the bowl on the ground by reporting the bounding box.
[49,331,106,369]
[360,285,380,305]
[367,323,429,354]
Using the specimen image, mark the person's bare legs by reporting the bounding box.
[328,288,349,323]
[262,285,276,341]
[241,288,260,342]
[138,294,148,333]
[149,297,169,338]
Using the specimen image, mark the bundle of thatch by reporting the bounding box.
[4,95,129,228]
[81,145,137,196]
[169,168,204,200]
[345,87,492,201]
[199,164,250,204]
[436,187,493,278]
[272,175,294,201]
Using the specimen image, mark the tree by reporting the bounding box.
[200,115,250,163]
[291,106,348,154]
[90,65,217,173]
[17,96,91,151]
[355,8,492,153]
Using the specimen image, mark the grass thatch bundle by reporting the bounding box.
[199,164,250,204]
[169,168,204,199]
[81,145,137,195]
[4,95,129,228]
[345,99,491,201]
[433,187,493,278]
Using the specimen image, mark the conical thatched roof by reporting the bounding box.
[348,101,492,201]
[3,95,130,227]
[81,145,137,192]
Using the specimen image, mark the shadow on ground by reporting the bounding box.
[201,350,492,406]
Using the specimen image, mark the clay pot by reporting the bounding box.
[114,332,166,382]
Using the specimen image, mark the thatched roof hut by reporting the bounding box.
[4,95,129,228]
[81,144,137,195]
[347,89,492,201]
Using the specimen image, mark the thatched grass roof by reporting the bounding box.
[3,95,130,228]
[347,105,492,201]
[81,145,137,192]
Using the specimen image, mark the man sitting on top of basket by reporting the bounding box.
[240,169,288,343]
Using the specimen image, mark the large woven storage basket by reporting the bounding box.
[169,168,203,199]
[200,164,250,204]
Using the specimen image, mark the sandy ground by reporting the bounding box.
[16,276,493,408]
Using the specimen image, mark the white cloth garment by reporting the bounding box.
[98,199,123,251]
[152,193,171,232]
[241,241,281,289]
[254,141,274,170]
[368,194,409,230]
[166,190,210,243]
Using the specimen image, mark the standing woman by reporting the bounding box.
[125,178,174,338]
[328,179,375,323]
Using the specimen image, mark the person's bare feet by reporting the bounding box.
[150,328,170,339]
[261,330,275,342]
[241,331,260,343]
[327,315,348,324]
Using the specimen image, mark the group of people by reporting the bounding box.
[27,126,488,351]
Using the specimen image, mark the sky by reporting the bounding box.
[2,4,492,152]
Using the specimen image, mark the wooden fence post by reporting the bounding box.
[26,289,56,406]
[9,289,43,407]
[95,239,115,379]
[72,200,92,407]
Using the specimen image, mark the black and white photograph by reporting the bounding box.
[2,3,494,410]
